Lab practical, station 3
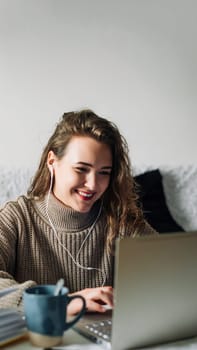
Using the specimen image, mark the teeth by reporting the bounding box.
[78,191,93,198]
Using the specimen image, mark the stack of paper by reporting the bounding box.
[0,308,27,346]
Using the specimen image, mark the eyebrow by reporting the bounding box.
[75,161,112,170]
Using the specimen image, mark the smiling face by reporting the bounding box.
[48,136,113,212]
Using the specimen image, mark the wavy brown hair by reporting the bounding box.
[28,109,144,251]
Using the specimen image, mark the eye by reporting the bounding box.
[98,170,111,176]
[75,167,88,173]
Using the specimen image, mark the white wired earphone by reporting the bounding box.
[45,163,107,287]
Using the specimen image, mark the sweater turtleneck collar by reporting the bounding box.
[34,193,102,232]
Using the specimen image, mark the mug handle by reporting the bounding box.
[65,295,86,329]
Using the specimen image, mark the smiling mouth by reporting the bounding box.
[77,190,95,200]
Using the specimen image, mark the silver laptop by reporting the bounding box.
[74,232,197,350]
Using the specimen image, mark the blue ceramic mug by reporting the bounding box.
[23,285,86,347]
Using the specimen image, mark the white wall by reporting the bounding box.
[0,0,196,169]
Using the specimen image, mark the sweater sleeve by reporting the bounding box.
[0,201,36,310]
[0,276,36,311]
[137,220,159,236]
[122,219,159,238]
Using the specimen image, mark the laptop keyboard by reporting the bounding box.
[85,319,112,341]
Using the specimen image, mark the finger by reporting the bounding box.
[86,299,108,313]
[99,287,114,304]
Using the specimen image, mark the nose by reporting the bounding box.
[85,172,97,190]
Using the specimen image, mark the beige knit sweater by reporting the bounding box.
[0,194,155,309]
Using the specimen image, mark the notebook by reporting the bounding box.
[74,232,197,350]
[0,308,27,346]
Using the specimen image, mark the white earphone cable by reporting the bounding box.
[45,169,107,286]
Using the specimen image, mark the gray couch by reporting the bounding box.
[0,165,196,233]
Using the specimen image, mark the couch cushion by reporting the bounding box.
[161,165,197,232]
[134,169,184,233]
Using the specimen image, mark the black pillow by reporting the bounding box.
[134,169,184,233]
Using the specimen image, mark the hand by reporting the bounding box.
[67,286,113,316]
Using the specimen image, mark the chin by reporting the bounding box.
[74,202,94,213]
[76,207,91,213]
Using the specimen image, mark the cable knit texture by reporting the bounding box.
[0,194,154,310]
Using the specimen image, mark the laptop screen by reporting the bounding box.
[112,232,197,349]
[74,232,197,350]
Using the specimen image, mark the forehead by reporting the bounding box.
[64,136,112,164]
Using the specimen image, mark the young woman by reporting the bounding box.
[0,110,156,314]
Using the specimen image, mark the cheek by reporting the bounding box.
[65,172,85,189]
[55,170,75,189]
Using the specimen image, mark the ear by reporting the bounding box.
[47,151,56,171]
